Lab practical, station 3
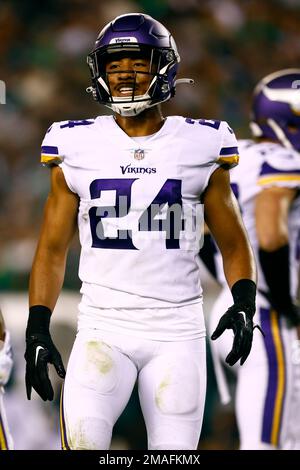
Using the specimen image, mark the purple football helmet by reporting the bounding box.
[86,13,190,116]
[250,69,300,151]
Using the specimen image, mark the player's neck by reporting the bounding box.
[114,107,165,137]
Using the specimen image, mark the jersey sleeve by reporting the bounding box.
[217,122,239,168]
[40,122,65,166]
[258,148,300,189]
[40,122,76,193]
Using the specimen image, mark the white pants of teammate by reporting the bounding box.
[209,288,300,450]
[0,392,13,450]
[61,329,206,450]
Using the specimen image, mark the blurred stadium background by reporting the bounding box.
[1,0,300,449]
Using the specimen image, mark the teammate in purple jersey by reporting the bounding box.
[204,69,300,449]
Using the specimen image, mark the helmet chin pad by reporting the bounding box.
[107,93,152,116]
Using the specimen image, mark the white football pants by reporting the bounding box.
[60,329,206,450]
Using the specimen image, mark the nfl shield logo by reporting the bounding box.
[134,148,145,160]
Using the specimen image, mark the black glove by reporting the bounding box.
[211,279,257,366]
[25,306,65,401]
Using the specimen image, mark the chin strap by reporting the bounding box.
[87,80,194,93]
[86,78,195,113]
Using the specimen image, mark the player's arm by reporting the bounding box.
[256,186,300,326]
[25,166,79,401]
[29,166,79,310]
[204,167,256,287]
[203,167,257,366]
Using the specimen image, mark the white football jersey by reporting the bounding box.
[214,139,300,298]
[41,115,238,309]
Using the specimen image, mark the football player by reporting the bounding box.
[206,69,300,449]
[24,13,256,450]
[0,309,13,450]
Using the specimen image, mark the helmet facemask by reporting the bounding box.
[87,44,179,116]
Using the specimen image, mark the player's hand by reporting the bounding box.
[25,332,65,401]
[0,331,13,387]
[211,303,255,366]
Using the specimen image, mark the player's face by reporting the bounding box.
[105,54,153,98]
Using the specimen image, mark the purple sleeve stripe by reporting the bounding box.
[41,145,59,155]
[260,161,300,176]
[219,146,239,156]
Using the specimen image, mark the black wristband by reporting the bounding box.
[231,279,256,311]
[258,245,292,311]
[26,305,52,337]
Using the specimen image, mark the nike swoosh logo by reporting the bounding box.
[238,311,247,325]
[35,346,45,366]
